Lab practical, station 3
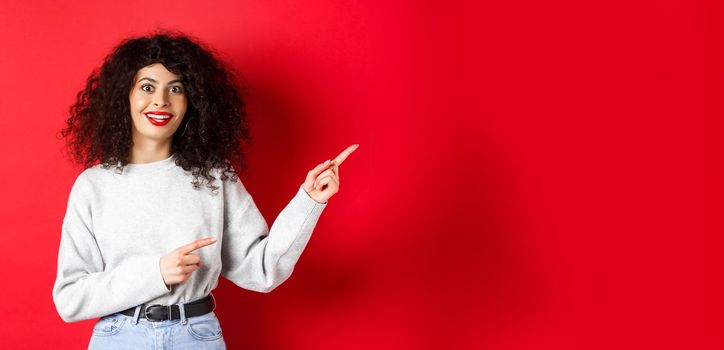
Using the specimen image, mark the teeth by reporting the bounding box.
[146,114,171,120]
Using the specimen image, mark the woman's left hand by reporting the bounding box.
[303,144,359,204]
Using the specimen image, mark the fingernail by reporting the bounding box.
[210,237,217,242]
[324,159,330,165]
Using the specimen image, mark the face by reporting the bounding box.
[129,63,187,143]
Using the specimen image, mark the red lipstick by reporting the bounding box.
[145,111,174,126]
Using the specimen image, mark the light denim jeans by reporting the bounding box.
[88,299,226,349]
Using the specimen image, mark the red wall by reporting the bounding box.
[0,0,722,349]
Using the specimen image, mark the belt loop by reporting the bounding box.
[210,292,217,311]
[179,301,188,325]
[131,305,142,325]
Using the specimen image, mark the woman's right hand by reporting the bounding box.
[160,237,217,287]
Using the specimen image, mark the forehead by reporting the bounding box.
[134,63,182,82]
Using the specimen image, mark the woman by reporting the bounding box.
[52,31,358,349]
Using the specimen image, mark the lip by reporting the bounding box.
[145,112,174,126]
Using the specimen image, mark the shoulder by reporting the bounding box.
[210,167,254,203]
[67,164,118,199]
[65,169,94,207]
[211,167,246,188]
[79,164,114,185]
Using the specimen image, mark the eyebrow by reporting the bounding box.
[138,77,183,85]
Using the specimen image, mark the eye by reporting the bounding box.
[170,86,184,94]
[141,84,154,92]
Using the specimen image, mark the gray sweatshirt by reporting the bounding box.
[52,154,327,322]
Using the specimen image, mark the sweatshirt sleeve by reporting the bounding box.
[52,172,171,323]
[220,181,327,293]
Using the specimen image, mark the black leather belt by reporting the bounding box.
[120,294,215,322]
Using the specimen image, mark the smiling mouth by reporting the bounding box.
[145,113,174,126]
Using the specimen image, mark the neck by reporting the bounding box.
[128,138,173,164]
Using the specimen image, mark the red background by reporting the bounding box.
[1,0,723,349]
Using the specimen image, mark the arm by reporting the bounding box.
[51,173,170,323]
[220,181,327,293]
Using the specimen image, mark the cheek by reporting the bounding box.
[175,96,188,115]
[129,93,148,111]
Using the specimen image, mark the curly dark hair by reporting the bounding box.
[58,30,252,192]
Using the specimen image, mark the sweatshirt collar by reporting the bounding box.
[123,153,177,174]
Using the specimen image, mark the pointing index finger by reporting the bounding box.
[177,237,217,254]
[332,144,359,166]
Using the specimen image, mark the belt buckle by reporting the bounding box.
[144,304,171,321]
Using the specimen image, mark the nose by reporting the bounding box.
[152,89,170,107]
